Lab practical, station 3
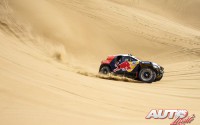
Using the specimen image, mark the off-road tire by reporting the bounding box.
[139,68,156,83]
[99,66,111,75]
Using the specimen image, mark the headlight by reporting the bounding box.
[153,65,158,69]
[152,62,160,69]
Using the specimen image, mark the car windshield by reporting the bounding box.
[131,56,140,61]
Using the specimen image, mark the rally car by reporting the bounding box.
[99,54,164,83]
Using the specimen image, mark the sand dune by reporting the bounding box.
[110,0,200,30]
[0,0,200,125]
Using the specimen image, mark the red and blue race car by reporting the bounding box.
[99,54,164,83]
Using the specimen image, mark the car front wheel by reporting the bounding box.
[139,68,156,83]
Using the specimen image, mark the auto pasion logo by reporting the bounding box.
[145,109,195,125]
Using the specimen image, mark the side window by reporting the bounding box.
[115,56,122,64]
[116,56,122,62]
[122,56,130,62]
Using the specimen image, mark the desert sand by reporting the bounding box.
[0,0,200,125]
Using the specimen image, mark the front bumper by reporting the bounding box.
[154,66,164,76]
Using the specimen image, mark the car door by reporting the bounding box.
[120,56,138,73]
[128,57,139,73]
[113,56,130,74]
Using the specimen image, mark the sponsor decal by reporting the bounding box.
[114,61,139,72]
[146,109,195,125]
[114,61,131,72]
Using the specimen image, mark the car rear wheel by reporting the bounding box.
[99,66,111,75]
[139,68,156,83]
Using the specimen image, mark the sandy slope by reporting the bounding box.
[110,0,200,30]
[0,0,200,125]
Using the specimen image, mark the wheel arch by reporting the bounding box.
[139,62,155,72]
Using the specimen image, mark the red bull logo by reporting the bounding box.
[114,61,131,72]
